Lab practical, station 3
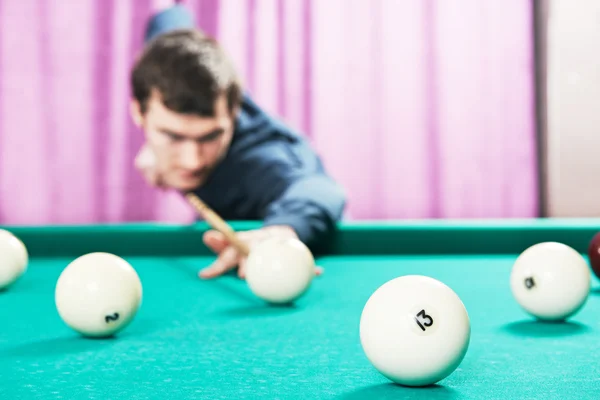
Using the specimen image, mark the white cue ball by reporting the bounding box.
[0,229,28,290]
[245,236,315,304]
[360,275,471,387]
[55,252,142,337]
[510,242,590,321]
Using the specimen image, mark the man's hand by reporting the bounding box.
[199,225,323,279]
[135,143,165,188]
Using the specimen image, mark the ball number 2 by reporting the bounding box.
[415,309,434,332]
[105,313,120,324]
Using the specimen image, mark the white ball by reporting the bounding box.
[245,236,315,304]
[55,252,142,337]
[0,229,28,290]
[510,242,590,321]
[360,275,470,387]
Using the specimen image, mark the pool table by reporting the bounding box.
[1,219,600,399]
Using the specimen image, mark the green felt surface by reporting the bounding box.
[2,251,600,399]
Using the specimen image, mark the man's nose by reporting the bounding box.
[179,141,204,170]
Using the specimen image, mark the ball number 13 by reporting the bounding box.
[415,309,434,332]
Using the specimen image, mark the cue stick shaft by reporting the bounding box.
[185,192,250,257]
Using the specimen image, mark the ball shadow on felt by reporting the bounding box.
[500,319,590,337]
[340,382,459,400]
[589,286,600,296]
[0,335,118,358]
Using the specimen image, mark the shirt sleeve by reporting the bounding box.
[261,174,346,252]
[241,144,347,253]
[144,5,196,42]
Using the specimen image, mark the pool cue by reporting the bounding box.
[185,192,250,257]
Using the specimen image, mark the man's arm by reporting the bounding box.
[144,5,195,42]
[261,174,346,253]
[238,141,346,253]
[198,142,346,279]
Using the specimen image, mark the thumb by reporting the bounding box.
[203,230,229,254]
[198,246,239,279]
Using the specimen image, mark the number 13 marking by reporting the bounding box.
[415,309,434,332]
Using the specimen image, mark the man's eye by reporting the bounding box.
[200,132,222,143]
[202,135,218,142]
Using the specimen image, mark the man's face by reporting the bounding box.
[131,91,235,191]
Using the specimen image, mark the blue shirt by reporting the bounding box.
[145,6,346,251]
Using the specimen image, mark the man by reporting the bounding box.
[131,5,346,279]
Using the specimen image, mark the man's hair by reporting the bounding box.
[131,29,242,116]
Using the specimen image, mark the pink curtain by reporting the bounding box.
[0,0,537,224]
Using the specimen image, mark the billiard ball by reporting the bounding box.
[0,229,28,290]
[245,236,315,304]
[55,252,142,337]
[587,232,600,279]
[359,275,471,387]
[510,242,590,321]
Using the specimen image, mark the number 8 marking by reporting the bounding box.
[415,309,434,331]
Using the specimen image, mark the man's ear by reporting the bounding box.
[130,99,143,127]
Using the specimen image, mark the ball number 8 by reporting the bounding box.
[524,277,535,289]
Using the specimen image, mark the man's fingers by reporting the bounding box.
[144,170,163,188]
[238,257,248,279]
[203,230,229,253]
[199,229,314,281]
[203,229,267,255]
[199,246,239,279]
[135,144,168,189]
[202,230,250,279]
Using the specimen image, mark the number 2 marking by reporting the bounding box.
[105,313,120,323]
[415,309,434,332]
